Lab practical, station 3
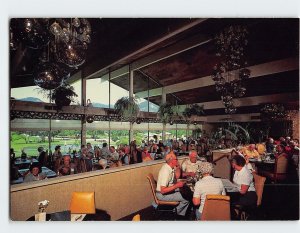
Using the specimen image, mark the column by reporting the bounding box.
[81,71,87,145]
[129,65,134,143]
[162,87,166,142]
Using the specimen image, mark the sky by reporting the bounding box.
[11,77,137,105]
[11,75,156,108]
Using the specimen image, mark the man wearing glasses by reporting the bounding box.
[156,153,190,218]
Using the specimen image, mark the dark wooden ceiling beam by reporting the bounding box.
[193,92,299,110]
[135,57,298,98]
[83,19,208,80]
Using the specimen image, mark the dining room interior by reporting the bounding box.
[9,18,299,221]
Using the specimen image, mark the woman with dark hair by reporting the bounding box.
[231,155,257,208]
[24,163,46,182]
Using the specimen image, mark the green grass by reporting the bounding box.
[11,139,81,157]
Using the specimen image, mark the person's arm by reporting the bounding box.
[175,165,181,179]
[160,181,185,194]
[193,182,201,206]
[124,155,129,165]
[192,197,200,206]
[240,184,249,194]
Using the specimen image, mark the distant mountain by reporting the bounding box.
[92,100,158,112]
[16,98,159,112]
[138,101,159,112]
[91,102,110,108]
[19,97,43,102]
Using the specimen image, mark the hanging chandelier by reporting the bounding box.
[261,103,287,120]
[211,25,251,114]
[10,18,92,90]
[49,18,91,68]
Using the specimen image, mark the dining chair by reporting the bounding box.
[146,173,179,220]
[259,154,288,183]
[132,214,141,221]
[200,195,231,220]
[69,192,96,214]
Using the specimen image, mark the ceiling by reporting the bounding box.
[10,18,299,120]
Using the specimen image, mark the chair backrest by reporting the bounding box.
[253,173,266,206]
[146,173,159,205]
[132,214,141,221]
[69,192,96,214]
[275,154,289,174]
[201,195,230,220]
[256,143,266,155]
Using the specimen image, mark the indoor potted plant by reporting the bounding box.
[51,83,78,109]
[183,104,205,118]
[114,96,140,121]
[158,102,180,124]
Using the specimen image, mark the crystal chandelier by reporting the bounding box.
[261,103,287,120]
[50,18,91,68]
[10,18,92,90]
[211,25,251,114]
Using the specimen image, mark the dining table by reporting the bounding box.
[27,209,111,221]
[248,157,275,173]
[14,158,39,169]
[221,178,239,193]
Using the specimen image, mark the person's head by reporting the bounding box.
[165,153,178,168]
[109,146,115,153]
[87,142,92,148]
[63,155,71,165]
[37,146,44,153]
[29,163,42,176]
[81,147,88,155]
[231,155,246,171]
[10,148,15,154]
[55,145,61,151]
[189,151,198,163]
[103,142,108,148]
[99,159,108,169]
[268,137,274,144]
[199,162,213,176]
[81,144,86,149]
[119,147,125,156]
[248,144,256,151]
[279,137,285,142]
[276,144,285,153]
[124,146,130,154]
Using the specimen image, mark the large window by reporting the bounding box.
[50,129,81,154]
[86,77,109,108]
[86,130,109,147]
[110,130,130,147]
[10,130,49,157]
[11,86,50,103]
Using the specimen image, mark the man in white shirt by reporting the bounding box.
[181,151,202,178]
[192,162,226,220]
[231,147,255,173]
[231,155,257,207]
[156,153,190,217]
[109,146,119,161]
